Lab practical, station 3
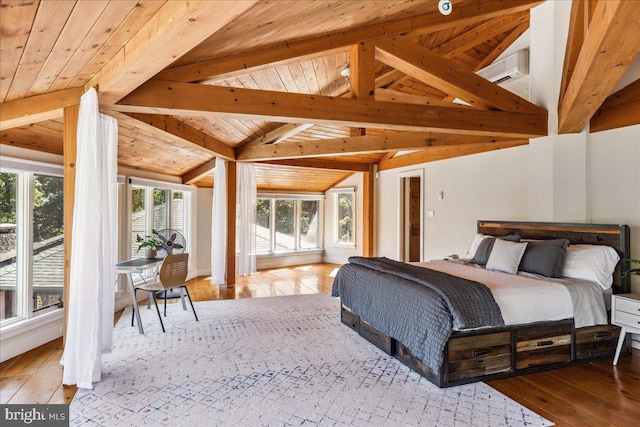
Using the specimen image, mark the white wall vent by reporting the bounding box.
[477,50,529,84]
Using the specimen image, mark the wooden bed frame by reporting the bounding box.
[340,221,631,388]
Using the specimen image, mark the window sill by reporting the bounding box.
[257,249,324,259]
[332,243,356,249]
[1,308,63,341]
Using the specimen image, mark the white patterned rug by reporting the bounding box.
[70,294,553,426]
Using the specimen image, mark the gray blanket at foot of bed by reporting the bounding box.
[332,257,504,371]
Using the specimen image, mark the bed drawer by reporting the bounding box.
[447,332,512,381]
[341,305,360,331]
[575,324,620,360]
[515,324,572,369]
[360,319,393,354]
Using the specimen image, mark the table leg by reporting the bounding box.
[613,327,627,366]
[127,273,144,334]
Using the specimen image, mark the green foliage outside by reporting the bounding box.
[33,175,64,241]
[275,200,295,236]
[337,193,353,243]
[256,199,271,228]
[0,173,64,242]
[0,173,17,225]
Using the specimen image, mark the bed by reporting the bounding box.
[332,221,631,388]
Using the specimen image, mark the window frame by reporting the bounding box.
[331,187,356,248]
[255,193,324,255]
[125,177,194,284]
[0,158,64,328]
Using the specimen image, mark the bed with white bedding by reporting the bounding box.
[422,260,607,328]
[334,221,631,387]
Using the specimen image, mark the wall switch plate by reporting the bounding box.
[427,210,435,217]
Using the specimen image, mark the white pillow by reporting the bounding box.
[486,239,528,275]
[561,244,620,289]
[468,233,489,259]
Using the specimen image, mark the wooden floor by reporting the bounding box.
[1,262,638,427]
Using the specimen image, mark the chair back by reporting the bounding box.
[158,253,189,289]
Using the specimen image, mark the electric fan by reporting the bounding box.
[154,229,186,257]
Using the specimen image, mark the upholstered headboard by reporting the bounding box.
[477,220,631,295]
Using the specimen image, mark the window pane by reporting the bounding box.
[275,200,295,251]
[32,175,64,312]
[299,200,319,249]
[337,193,354,244]
[171,192,184,234]
[153,189,169,232]
[0,173,19,321]
[256,199,271,254]
[131,188,146,259]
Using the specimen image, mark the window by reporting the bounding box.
[0,172,19,321]
[130,185,186,260]
[299,200,319,249]
[256,196,323,254]
[0,164,64,325]
[275,200,295,251]
[334,189,355,246]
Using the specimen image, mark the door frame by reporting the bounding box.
[398,169,424,262]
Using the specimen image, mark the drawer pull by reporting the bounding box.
[472,349,491,358]
[594,332,610,339]
[536,340,554,347]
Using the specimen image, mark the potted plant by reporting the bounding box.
[623,258,640,277]
[136,229,162,258]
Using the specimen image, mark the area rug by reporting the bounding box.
[70,294,553,426]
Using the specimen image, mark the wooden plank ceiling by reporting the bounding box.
[2,1,634,192]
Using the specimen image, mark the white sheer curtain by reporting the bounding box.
[211,159,227,284]
[62,88,118,389]
[236,163,256,276]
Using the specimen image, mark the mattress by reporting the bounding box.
[415,260,608,329]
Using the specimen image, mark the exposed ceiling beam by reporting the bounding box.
[371,36,545,115]
[116,80,547,138]
[260,159,371,172]
[558,0,640,134]
[182,158,216,185]
[377,140,529,171]
[558,0,586,109]
[590,79,640,133]
[155,0,544,83]
[124,113,235,160]
[432,11,529,59]
[237,132,514,162]
[375,13,529,91]
[86,1,258,105]
[0,87,83,130]
[473,21,530,72]
[375,88,474,109]
[246,123,314,146]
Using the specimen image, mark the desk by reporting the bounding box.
[116,258,164,334]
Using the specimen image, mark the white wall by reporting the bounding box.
[589,125,640,294]
[323,173,363,264]
[376,145,530,262]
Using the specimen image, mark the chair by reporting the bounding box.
[133,253,198,332]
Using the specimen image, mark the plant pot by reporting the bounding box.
[145,249,157,258]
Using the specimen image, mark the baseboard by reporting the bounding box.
[257,252,323,270]
[322,256,348,265]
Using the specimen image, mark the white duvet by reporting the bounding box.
[415,260,608,328]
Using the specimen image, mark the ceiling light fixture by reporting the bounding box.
[438,0,452,16]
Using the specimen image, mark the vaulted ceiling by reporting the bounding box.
[1,0,638,192]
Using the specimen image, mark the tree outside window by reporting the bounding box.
[335,191,355,245]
